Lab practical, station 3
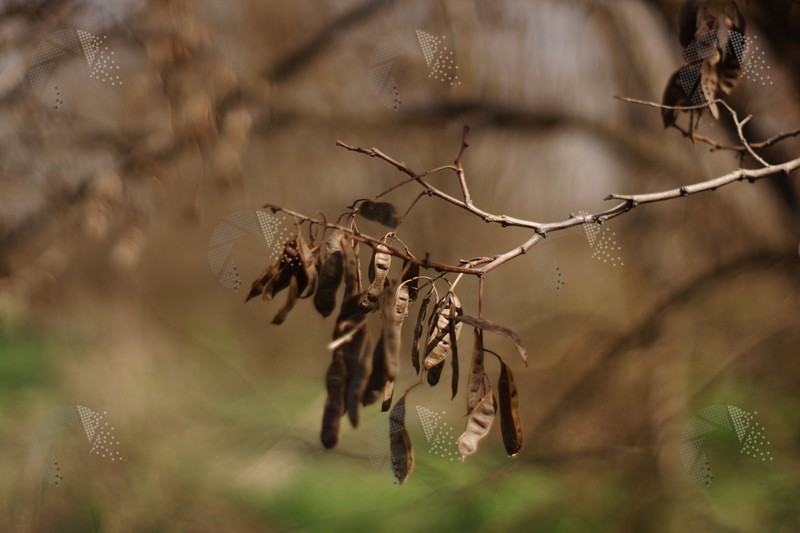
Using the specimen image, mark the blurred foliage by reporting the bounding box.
[1,0,800,531]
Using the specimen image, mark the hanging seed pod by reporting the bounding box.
[320,356,346,449]
[401,259,419,301]
[296,234,319,299]
[427,360,444,386]
[467,329,485,413]
[360,244,391,310]
[389,396,414,484]
[314,230,344,317]
[423,293,462,370]
[497,362,523,457]
[449,317,459,400]
[362,339,387,406]
[271,276,300,325]
[246,237,302,302]
[340,233,361,298]
[381,379,395,412]
[410,291,432,375]
[457,390,496,460]
[346,334,373,428]
[382,282,409,380]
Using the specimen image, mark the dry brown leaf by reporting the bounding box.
[453,315,528,365]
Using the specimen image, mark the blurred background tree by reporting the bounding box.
[0,0,798,531]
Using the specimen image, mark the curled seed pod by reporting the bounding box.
[346,334,373,428]
[389,396,414,484]
[246,237,303,302]
[382,282,409,380]
[411,291,432,375]
[423,293,462,370]
[314,230,344,317]
[381,379,395,412]
[320,356,346,449]
[360,244,391,310]
[497,362,523,457]
[467,329,485,413]
[457,390,496,460]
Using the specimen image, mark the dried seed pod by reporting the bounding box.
[467,329,485,413]
[296,234,319,299]
[427,360,444,386]
[457,390,496,460]
[411,291,432,375]
[661,71,689,128]
[389,396,414,484]
[314,230,344,317]
[271,276,299,325]
[382,282,409,380]
[246,237,303,302]
[360,244,391,310]
[719,2,746,95]
[401,259,419,301]
[346,334,373,428]
[497,362,523,457]
[320,356,346,449]
[423,294,462,370]
[381,379,395,412]
[362,339,387,406]
[678,0,700,48]
[449,317,459,400]
[340,233,361,298]
[358,200,400,229]
[453,315,528,365]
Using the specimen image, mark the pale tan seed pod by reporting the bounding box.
[360,244,391,310]
[423,294,462,370]
[382,283,409,380]
[457,390,496,460]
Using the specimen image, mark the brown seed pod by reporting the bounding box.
[314,230,344,317]
[340,233,361,298]
[271,276,299,325]
[449,316,459,400]
[246,237,303,302]
[346,333,373,428]
[389,396,414,484]
[423,293,462,370]
[457,389,496,460]
[410,291,432,375]
[401,259,420,301]
[360,244,391,310]
[381,378,395,412]
[362,339,387,406]
[497,362,523,457]
[382,282,409,380]
[320,356,346,449]
[427,360,444,386]
[467,329,485,414]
